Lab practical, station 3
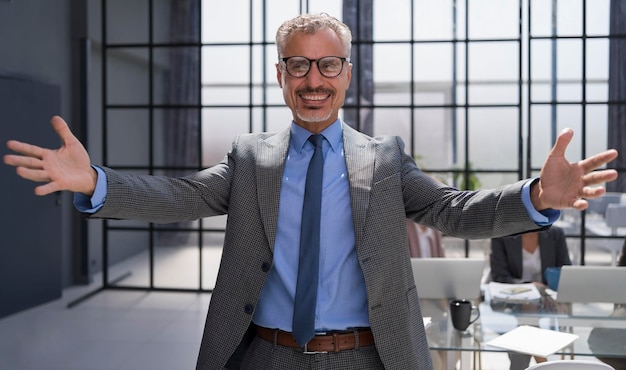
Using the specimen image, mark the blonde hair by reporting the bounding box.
[275,13,352,59]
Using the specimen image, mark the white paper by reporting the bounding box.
[486,325,579,357]
[488,282,542,301]
[423,317,432,329]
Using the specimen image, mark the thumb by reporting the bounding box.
[549,128,574,158]
[50,115,80,147]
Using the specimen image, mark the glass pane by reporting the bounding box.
[585,0,610,36]
[264,0,302,43]
[530,39,552,81]
[452,108,468,167]
[201,0,250,43]
[476,172,521,192]
[107,48,150,105]
[530,105,583,168]
[586,39,609,81]
[468,42,519,83]
[108,230,150,287]
[468,108,519,169]
[412,108,454,170]
[154,232,200,289]
[373,43,411,93]
[152,109,201,169]
[153,47,200,105]
[374,86,411,107]
[202,231,225,290]
[201,46,250,86]
[557,0,583,36]
[373,0,411,41]
[309,0,342,18]
[201,108,251,167]
[468,84,520,105]
[372,108,411,138]
[414,43,454,83]
[266,106,295,133]
[530,0,583,37]
[106,0,149,44]
[413,0,454,41]
[585,105,610,156]
[529,0,552,37]
[557,39,583,81]
[106,109,150,167]
[153,0,200,44]
[468,0,519,40]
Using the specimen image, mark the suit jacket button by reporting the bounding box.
[261,262,270,272]
[244,304,254,315]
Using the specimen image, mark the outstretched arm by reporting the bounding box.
[3,115,97,196]
[531,128,619,211]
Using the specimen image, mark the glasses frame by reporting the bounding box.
[279,56,350,78]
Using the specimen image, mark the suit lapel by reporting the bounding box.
[257,128,290,253]
[342,123,375,248]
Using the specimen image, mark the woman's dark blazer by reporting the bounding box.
[490,226,571,284]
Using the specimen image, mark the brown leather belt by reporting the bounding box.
[255,325,375,353]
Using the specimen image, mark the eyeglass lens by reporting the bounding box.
[284,57,345,78]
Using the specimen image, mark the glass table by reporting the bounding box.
[422,287,626,370]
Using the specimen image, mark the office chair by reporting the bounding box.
[524,359,615,369]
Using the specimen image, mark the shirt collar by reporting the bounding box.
[290,119,343,154]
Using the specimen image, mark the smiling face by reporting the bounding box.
[276,29,352,133]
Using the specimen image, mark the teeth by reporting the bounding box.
[300,94,328,101]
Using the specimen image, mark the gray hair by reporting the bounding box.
[275,13,352,59]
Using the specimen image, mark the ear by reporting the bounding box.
[345,62,353,89]
[276,63,283,88]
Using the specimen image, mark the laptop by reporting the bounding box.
[410,258,485,300]
[556,265,626,304]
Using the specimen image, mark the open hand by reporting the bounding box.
[3,116,97,196]
[532,128,619,210]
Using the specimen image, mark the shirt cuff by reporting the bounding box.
[522,178,560,226]
[73,166,107,213]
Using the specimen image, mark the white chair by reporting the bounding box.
[524,359,615,369]
[605,203,626,235]
[587,193,623,216]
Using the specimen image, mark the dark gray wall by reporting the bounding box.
[0,76,63,319]
[0,0,101,290]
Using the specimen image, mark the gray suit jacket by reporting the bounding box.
[489,227,571,284]
[91,123,543,369]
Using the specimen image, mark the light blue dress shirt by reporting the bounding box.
[74,120,560,332]
[253,120,369,332]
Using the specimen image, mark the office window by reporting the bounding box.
[100,0,623,292]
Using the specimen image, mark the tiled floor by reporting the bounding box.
[0,284,211,370]
[0,242,616,370]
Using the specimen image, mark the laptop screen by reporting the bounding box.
[556,265,626,304]
[410,258,485,300]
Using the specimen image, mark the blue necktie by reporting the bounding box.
[292,134,324,347]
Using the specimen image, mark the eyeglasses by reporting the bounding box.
[280,56,350,78]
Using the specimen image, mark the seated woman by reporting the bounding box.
[490,226,571,370]
[406,219,445,258]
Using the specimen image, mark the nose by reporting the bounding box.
[305,62,324,86]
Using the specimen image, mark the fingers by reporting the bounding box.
[579,149,619,173]
[34,182,60,196]
[583,168,618,186]
[549,128,574,158]
[15,166,51,183]
[5,140,46,160]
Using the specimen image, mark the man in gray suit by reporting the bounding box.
[3,13,619,370]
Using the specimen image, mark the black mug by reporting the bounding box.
[449,299,480,331]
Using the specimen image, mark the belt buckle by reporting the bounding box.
[302,343,328,355]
